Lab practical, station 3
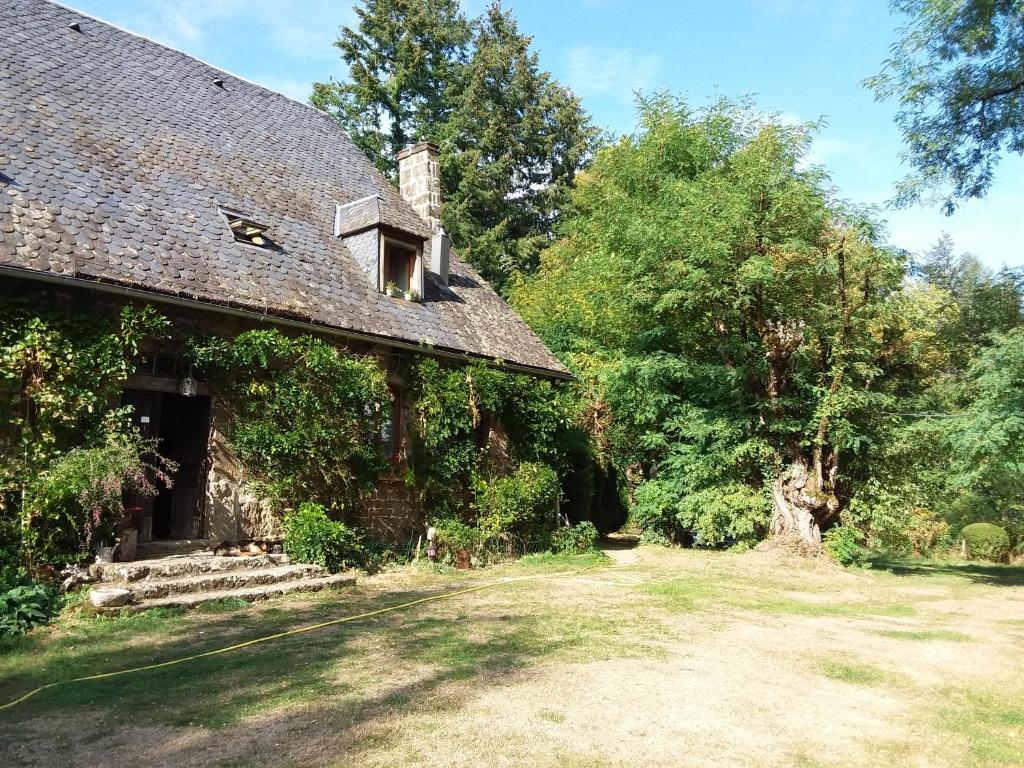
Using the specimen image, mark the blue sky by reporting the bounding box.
[64,0,1023,269]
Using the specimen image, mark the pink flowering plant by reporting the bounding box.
[24,419,177,568]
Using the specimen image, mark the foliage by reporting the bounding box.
[1,291,168,570]
[477,462,560,547]
[866,0,1024,212]
[944,329,1024,541]
[435,3,598,289]
[823,525,865,566]
[959,522,1010,563]
[513,95,910,546]
[311,0,471,178]
[186,330,390,514]
[281,502,364,573]
[431,518,482,554]
[0,581,57,637]
[313,0,597,291]
[406,357,566,517]
[23,427,176,568]
[549,521,598,555]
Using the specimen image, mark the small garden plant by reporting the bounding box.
[281,502,364,573]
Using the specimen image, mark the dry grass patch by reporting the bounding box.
[2,548,1023,767]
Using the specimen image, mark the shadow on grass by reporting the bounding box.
[867,557,1024,587]
[0,565,623,767]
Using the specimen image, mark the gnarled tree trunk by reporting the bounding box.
[771,454,840,544]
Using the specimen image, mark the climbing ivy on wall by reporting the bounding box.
[0,288,169,576]
[186,330,391,515]
[404,357,568,521]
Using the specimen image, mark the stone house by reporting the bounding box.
[0,0,570,552]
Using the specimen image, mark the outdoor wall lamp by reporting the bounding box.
[179,376,198,397]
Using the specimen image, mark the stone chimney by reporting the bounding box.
[397,141,450,284]
[397,142,442,233]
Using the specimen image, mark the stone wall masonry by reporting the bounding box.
[358,474,424,542]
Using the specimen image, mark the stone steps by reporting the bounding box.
[93,553,290,583]
[125,563,325,600]
[136,539,220,559]
[89,552,357,613]
[99,572,356,614]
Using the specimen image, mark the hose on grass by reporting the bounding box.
[0,562,610,713]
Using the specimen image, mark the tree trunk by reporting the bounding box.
[770,455,839,544]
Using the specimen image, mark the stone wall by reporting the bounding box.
[205,401,280,541]
[357,474,424,542]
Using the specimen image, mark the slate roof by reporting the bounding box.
[0,0,570,378]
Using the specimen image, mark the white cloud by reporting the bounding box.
[565,46,662,104]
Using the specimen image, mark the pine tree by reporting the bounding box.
[310,0,471,178]
[312,0,597,292]
[437,3,597,291]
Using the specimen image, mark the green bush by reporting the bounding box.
[550,521,599,555]
[477,462,560,546]
[281,502,363,573]
[432,519,482,555]
[960,522,1010,562]
[0,582,57,637]
[823,524,865,566]
[24,428,176,569]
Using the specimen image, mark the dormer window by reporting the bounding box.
[223,209,270,247]
[380,235,422,300]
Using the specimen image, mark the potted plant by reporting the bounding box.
[384,280,400,297]
[403,288,418,302]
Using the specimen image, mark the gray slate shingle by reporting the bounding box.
[0,0,570,378]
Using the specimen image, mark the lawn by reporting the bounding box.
[1,546,1023,768]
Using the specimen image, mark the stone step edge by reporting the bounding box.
[122,564,327,599]
[96,572,357,614]
[94,553,291,582]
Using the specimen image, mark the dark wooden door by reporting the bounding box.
[161,394,212,539]
[121,389,211,540]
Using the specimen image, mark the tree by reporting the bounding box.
[437,4,597,288]
[310,0,471,178]
[867,0,1024,212]
[916,234,1023,351]
[513,96,914,545]
[945,328,1024,540]
[313,0,596,292]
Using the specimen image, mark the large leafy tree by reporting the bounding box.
[310,0,471,178]
[867,0,1024,212]
[312,0,596,292]
[513,97,915,545]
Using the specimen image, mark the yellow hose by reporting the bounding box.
[0,562,609,713]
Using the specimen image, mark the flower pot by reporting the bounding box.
[455,548,472,570]
[386,287,400,298]
[95,545,116,564]
[403,291,415,301]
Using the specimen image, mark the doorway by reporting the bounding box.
[121,389,212,540]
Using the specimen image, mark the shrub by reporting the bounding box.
[477,462,560,546]
[0,582,57,637]
[960,522,1010,562]
[550,521,599,555]
[281,502,363,573]
[823,525,865,566]
[432,519,482,555]
[24,427,176,569]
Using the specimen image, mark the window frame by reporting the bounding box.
[379,233,423,298]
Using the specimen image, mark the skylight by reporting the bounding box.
[222,210,270,247]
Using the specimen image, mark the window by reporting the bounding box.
[379,387,403,461]
[381,237,418,294]
[222,209,270,247]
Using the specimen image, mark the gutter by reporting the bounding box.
[0,266,574,381]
